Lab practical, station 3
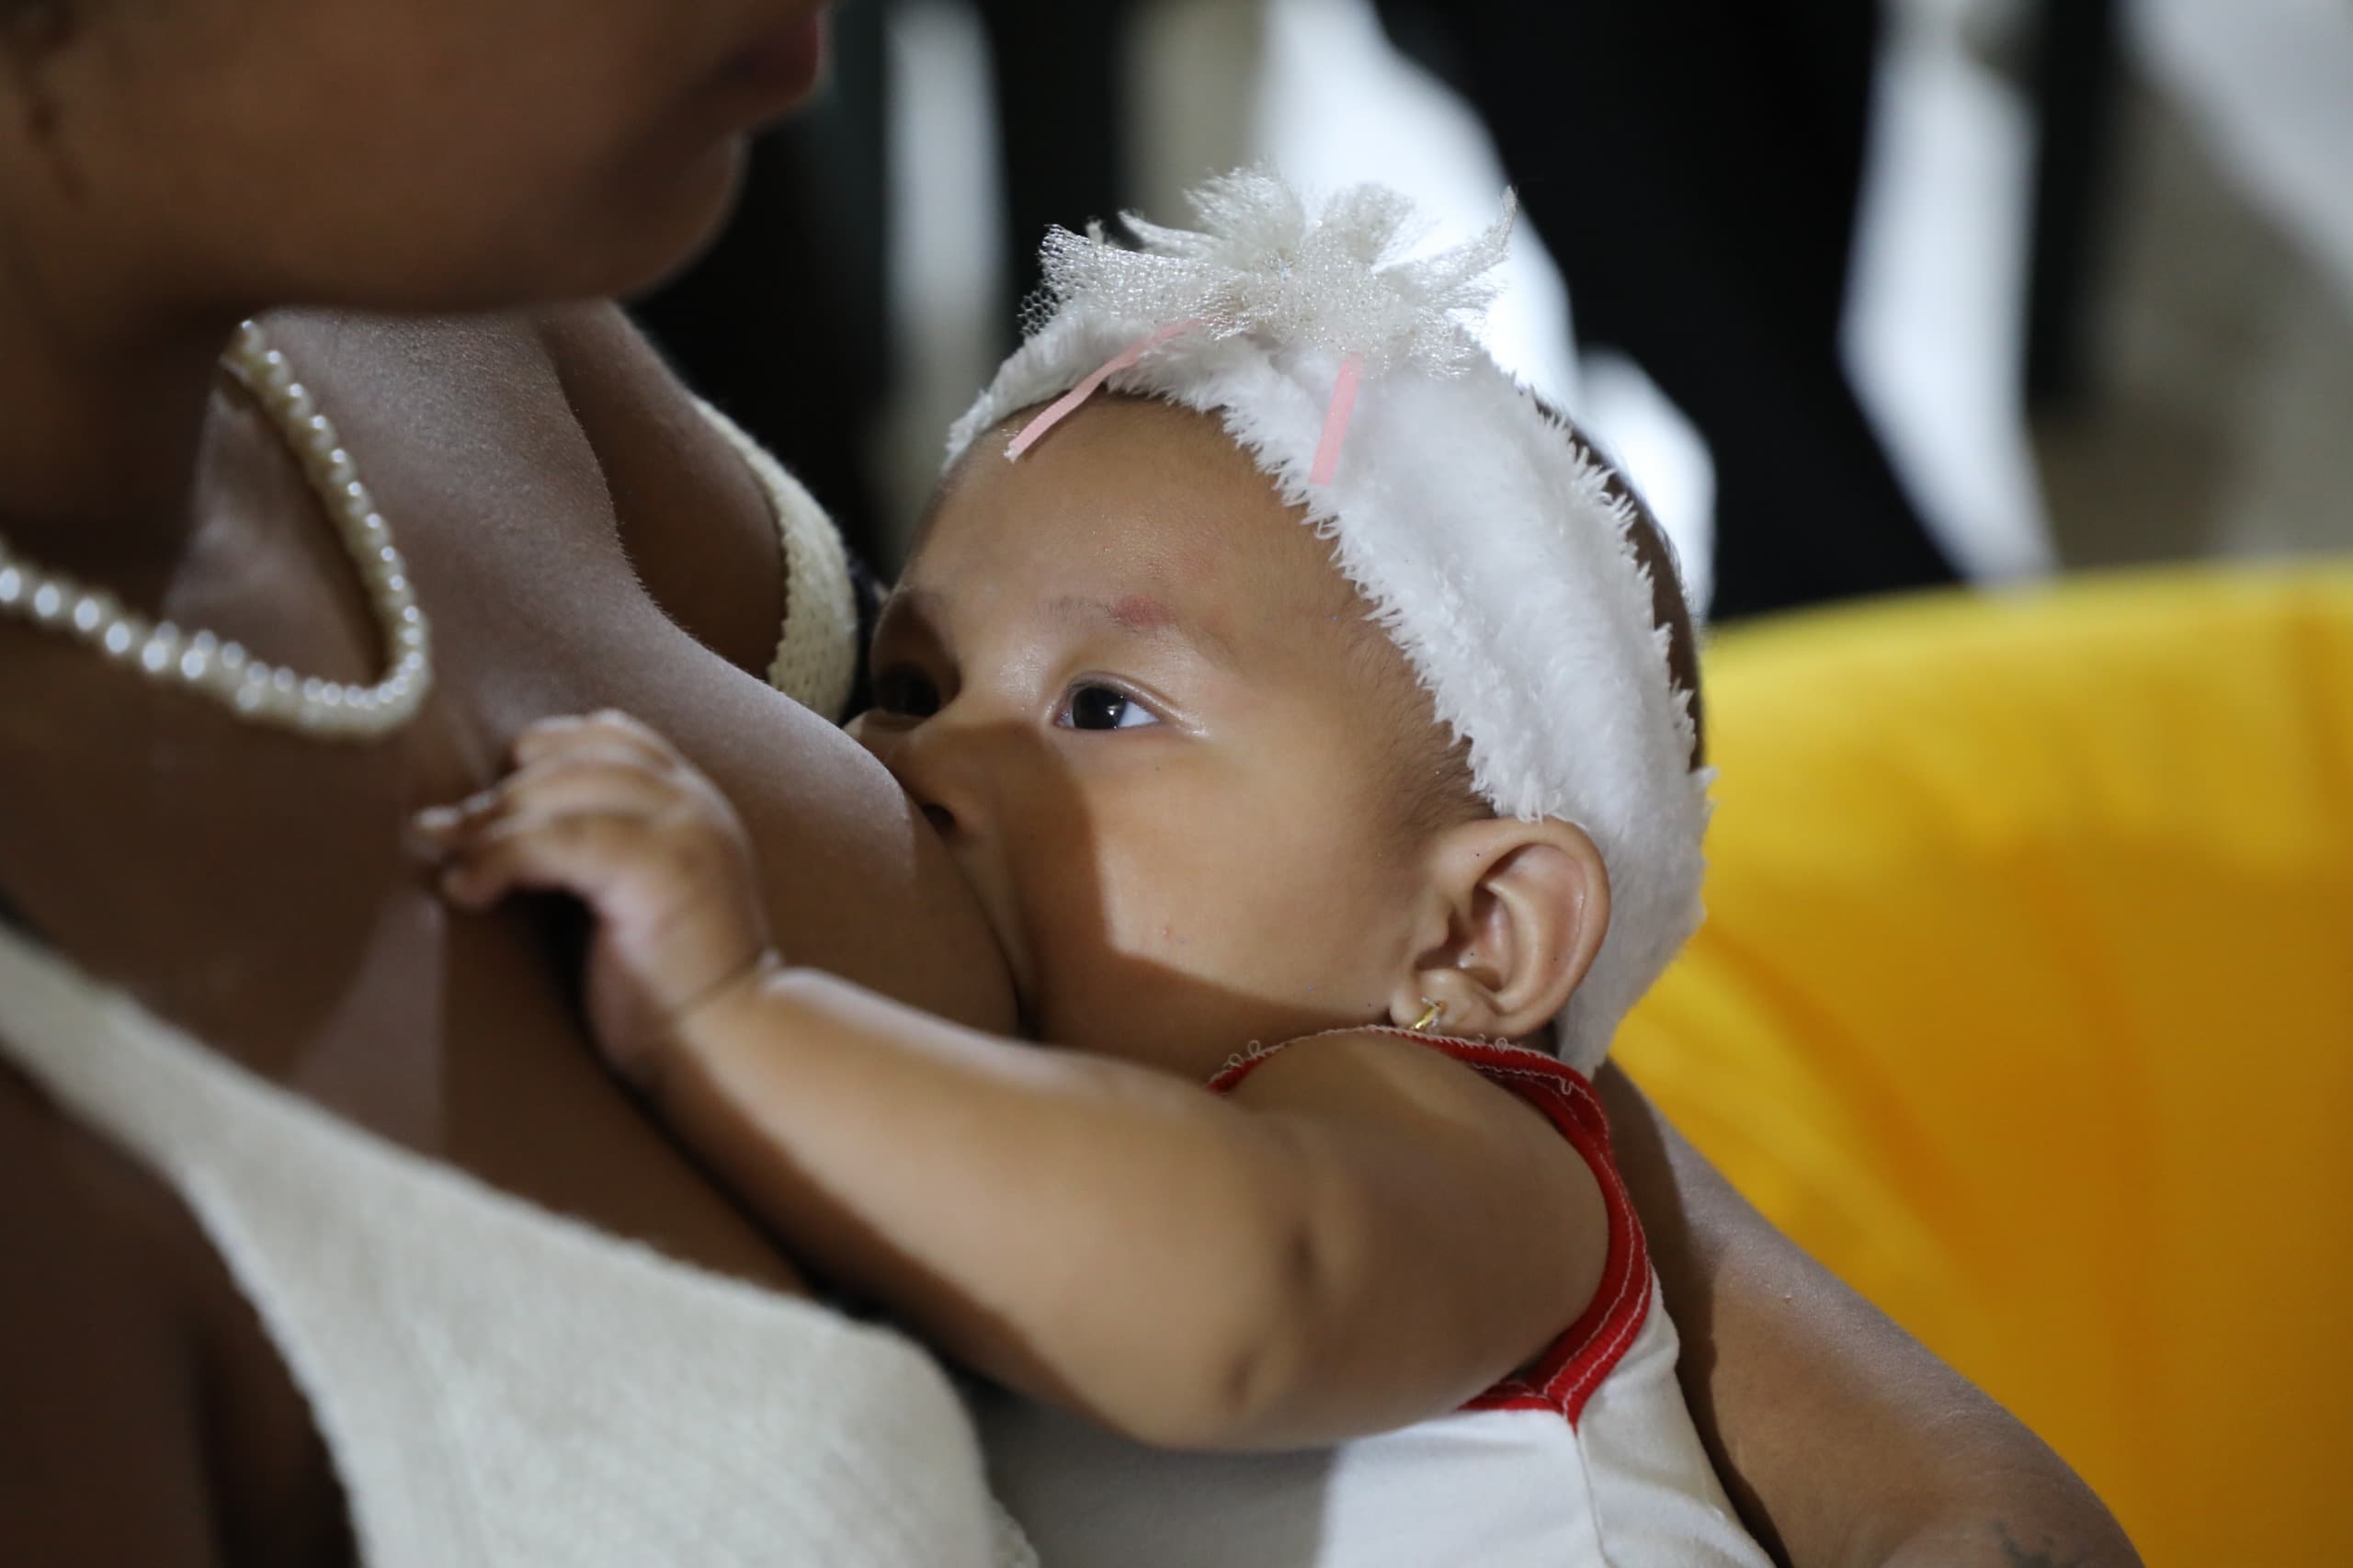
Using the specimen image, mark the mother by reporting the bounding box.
[0,2,2134,1564]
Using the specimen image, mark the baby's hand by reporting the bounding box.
[414,711,776,1084]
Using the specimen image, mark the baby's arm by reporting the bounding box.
[658,976,1605,1449]
[417,712,1608,1450]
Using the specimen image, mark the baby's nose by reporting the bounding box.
[881,713,994,843]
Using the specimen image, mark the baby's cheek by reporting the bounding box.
[1092,850,1378,1046]
[1062,859,1232,994]
[1085,824,1271,968]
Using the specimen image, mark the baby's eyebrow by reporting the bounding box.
[1045,593,1239,667]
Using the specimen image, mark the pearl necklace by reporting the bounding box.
[0,321,433,741]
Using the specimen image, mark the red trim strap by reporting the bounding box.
[1210,1029,1652,1428]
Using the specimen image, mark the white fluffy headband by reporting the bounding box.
[946,168,1712,1074]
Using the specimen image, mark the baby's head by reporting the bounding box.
[855,173,1711,1079]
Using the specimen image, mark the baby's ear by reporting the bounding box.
[1390,818,1610,1043]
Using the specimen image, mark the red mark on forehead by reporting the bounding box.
[1108,594,1177,633]
[1042,590,1237,665]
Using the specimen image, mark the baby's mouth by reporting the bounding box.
[981,902,1047,1042]
[986,904,1045,1042]
[935,843,1044,1040]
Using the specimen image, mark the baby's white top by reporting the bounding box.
[979,1034,1769,1568]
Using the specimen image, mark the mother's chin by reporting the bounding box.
[565,131,760,305]
[17,0,844,323]
[585,7,838,302]
[480,13,835,308]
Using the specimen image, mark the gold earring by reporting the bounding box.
[1410,999,1444,1033]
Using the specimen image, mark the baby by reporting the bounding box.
[418,173,1765,1566]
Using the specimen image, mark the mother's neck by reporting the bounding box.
[0,281,244,585]
[0,109,249,591]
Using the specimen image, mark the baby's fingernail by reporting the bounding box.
[413,806,460,835]
[514,716,576,753]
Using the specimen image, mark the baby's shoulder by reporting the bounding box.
[1214,1028,1606,1176]
[1217,1026,1591,1101]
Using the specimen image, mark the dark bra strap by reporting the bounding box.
[0,884,40,941]
[842,548,885,722]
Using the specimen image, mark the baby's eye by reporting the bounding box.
[873,665,943,720]
[1060,683,1161,732]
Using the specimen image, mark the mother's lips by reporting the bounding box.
[725,10,830,104]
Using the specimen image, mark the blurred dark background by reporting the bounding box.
[633,0,2352,617]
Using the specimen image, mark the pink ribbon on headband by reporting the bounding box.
[1311,355,1364,486]
[1006,319,1203,460]
[1006,323,1370,486]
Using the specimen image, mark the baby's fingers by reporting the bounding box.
[435,806,662,913]
[415,747,682,852]
[512,710,680,774]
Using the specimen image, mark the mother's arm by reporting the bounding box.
[1598,1066,2142,1568]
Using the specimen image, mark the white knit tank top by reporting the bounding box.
[0,926,1021,1566]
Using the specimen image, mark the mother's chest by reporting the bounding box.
[0,316,809,1282]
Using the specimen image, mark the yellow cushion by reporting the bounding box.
[1617,564,2353,1567]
